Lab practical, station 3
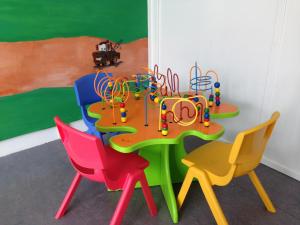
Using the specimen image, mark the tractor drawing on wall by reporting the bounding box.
[92,40,121,68]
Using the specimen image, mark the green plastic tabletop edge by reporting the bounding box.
[108,128,225,153]
[210,109,240,119]
[87,105,102,119]
[87,104,226,153]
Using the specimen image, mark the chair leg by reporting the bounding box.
[248,170,276,213]
[110,175,136,225]
[177,168,194,209]
[139,172,158,216]
[197,171,228,225]
[55,172,82,219]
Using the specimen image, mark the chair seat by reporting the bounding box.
[182,141,232,177]
[104,146,149,187]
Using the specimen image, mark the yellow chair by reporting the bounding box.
[177,112,280,225]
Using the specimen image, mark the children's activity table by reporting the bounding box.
[88,96,239,223]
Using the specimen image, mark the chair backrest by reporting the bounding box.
[54,116,107,180]
[229,112,280,177]
[74,72,112,106]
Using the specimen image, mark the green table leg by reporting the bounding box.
[160,144,178,223]
[138,137,188,186]
[138,136,189,223]
[169,136,189,183]
[138,144,163,186]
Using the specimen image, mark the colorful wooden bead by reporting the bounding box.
[214,82,220,88]
[161,114,167,120]
[215,89,221,106]
[203,106,210,127]
[150,95,155,101]
[193,97,199,102]
[162,123,168,129]
[150,76,158,102]
[209,94,214,107]
[162,104,167,110]
[162,110,167,115]
[162,129,168,136]
[134,92,140,99]
[120,101,127,122]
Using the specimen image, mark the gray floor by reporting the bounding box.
[0,137,300,225]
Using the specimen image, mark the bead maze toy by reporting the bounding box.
[189,62,221,107]
[143,66,180,126]
[93,70,150,124]
[144,65,216,136]
[91,63,238,137]
[158,96,210,136]
[93,71,130,124]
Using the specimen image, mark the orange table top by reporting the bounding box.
[88,96,239,153]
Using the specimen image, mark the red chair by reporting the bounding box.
[54,116,157,225]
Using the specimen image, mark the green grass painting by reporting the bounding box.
[0,0,147,43]
[0,0,148,140]
[0,88,82,140]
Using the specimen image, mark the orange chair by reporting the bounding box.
[177,112,280,225]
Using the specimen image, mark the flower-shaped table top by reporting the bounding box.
[88,97,239,152]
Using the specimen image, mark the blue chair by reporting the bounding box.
[74,73,113,143]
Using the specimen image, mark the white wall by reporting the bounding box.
[149,0,300,180]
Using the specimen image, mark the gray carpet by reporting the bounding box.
[0,137,300,225]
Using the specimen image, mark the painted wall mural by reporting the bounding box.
[0,0,148,140]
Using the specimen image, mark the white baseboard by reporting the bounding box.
[0,120,87,157]
[261,156,300,181]
[1,124,299,182]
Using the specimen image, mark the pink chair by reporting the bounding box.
[54,116,157,225]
